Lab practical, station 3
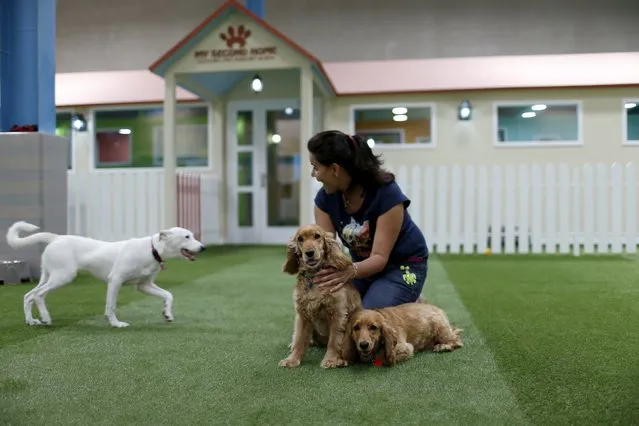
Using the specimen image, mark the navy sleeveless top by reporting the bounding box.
[314,181,428,264]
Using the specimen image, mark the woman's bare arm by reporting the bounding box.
[314,205,336,234]
[352,204,404,278]
[313,203,405,290]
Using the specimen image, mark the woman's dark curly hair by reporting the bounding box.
[307,130,395,190]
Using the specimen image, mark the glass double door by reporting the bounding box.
[227,99,302,244]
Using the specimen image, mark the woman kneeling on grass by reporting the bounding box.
[306,130,429,309]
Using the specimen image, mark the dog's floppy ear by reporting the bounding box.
[159,230,172,241]
[381,316,399,367]
[340,309,361,363]
[282,238,300,275]
[323,232,351,270]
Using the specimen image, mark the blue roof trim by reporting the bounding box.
[151,8,235,77]
[188,71,248,96]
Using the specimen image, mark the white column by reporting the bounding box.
[163,73,177,228]
[209,99,227,243]
[69,109,93,236]
[299,65,314,225]
[71,108,93,173]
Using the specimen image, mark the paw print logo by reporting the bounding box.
[220,25,251,48]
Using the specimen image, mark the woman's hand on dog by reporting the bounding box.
[314,266,356,293]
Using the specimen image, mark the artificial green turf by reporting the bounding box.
[0,245,253,348]
[440,253,639,425]
[0,248,636,425]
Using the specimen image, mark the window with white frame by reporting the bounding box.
[93,104,209,168]
[624,100,639,144]
[351,104,434,147]
[494,102,581,146]
[152,122,208,167]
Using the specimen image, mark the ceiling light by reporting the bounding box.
[271,133,281,143]
[284,107,293,115]
[367,138,375,148]
[531,104,547,111]
[250,74,263,93]
[118,128,131,135]
[624,102,637,109]
[392,107,407,115]
[393,114,408,122]
[522,111,536,118]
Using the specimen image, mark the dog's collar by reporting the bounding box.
[372,354,384,367]
[299,270,315,288]
[299,261,324,288]
[362,342,385,367]
[151,242,166,270]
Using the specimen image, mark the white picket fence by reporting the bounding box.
[389,162,638,255]
[67,162,639,255]
[67,169,222,244]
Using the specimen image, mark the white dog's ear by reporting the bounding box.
[159,230,172,240]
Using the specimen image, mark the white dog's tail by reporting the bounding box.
[6,221,58,249]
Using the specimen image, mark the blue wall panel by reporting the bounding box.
[0,0,56,134]
[246,0,265,19]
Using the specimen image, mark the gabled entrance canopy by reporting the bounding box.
[148,0,329,229]
[148,0,335,98]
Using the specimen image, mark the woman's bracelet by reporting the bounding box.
[351,263,359,279]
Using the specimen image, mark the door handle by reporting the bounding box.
[260,173,267,188]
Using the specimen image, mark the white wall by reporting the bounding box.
[57,0,639,72]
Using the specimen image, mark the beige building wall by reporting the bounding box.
[326,87,639,169]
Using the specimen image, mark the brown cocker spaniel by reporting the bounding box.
[344,300,463,366]
[279,224,362,369]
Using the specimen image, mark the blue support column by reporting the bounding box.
[246,0,265,19]
[0,0,56,134]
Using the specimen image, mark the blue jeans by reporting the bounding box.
[353,258,428,309]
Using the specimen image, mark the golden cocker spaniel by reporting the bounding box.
[279,224,362,369]
[344,300,463,366]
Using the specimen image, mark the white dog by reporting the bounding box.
[6,221,205,328]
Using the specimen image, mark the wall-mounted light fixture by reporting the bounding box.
[71,113,88,132]
[458,100,472,121]
[250,74,263,93]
